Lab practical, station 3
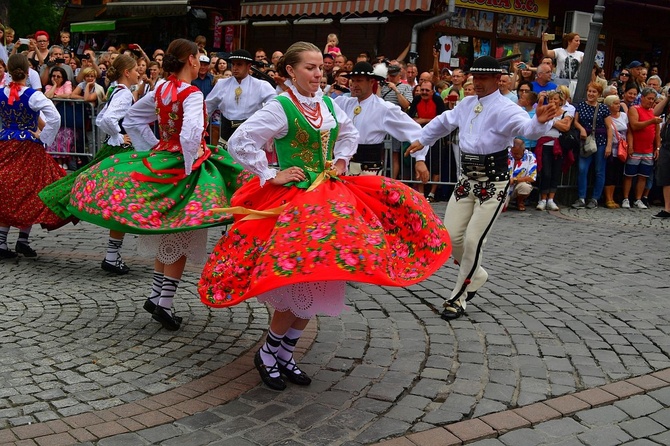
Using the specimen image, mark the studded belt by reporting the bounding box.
[460,148,510,182]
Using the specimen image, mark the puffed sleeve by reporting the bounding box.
[331,100,359,165]
[228,100,287,186]
[123,89,160,152]
[28,91,60,146]
[96,88,133,146]
[180,90,205,175]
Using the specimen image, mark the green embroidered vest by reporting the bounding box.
[274,95,339,188]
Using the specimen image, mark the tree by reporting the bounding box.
[4,0,64,39]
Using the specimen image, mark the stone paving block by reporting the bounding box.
[162,429,223,446]
[619,416,666,438]
[446,418,496,443]
[498,427,547,446]
[33,432,78,446]
[620,439,664,446]
[11,423,54,440]
[614,394,664,418]
[96,432,148,446]
[573,388,619,407]
[544,395,591,416]
[406,427,461,446]
[534,418,588,438]
[513,403,562,425]
[575,405,630,426]
[599,381,644,399]
[173,410,222,431]
[480,410,532,434]
[576,425,632,446]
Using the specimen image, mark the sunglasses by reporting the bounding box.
[518,88,531,92]
[620,72,630,76]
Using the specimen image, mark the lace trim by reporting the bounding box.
[256,281,347,319]
[137,229,209,265]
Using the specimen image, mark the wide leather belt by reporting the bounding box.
[353,143,385,171]
[220,117,246,143]
[461,148,509,181]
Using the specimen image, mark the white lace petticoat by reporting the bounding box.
[256,280,347,319]
[137,229,209,265]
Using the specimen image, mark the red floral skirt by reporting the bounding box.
[0,139,67,228]
[198,175,451,308]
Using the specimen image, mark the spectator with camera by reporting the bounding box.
[381,62,413,179]
[39,45,75,86]
[75,49,101,85]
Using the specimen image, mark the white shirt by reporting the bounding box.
[419,90,552,155]
[554,48,584,80]
[96,86,133,146]
[335,94,429,161]
[546,103,576,139]
[124,82,204,175]
[205,75,276,120]
[3,85,60,146]
[228,82,359,186]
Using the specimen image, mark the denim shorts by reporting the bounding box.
[624,156,654,177]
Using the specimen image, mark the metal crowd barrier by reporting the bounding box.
[46,98,103,169]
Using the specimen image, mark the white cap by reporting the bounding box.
[199,54,210,63]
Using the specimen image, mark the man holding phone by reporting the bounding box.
[39,45,75,86]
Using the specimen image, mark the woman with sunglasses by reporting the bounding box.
[617,70,631,97]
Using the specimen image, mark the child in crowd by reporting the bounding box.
[324,33,341,57]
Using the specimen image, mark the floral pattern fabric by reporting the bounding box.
[39,143,133,220]
[0,139,67,229]
[66,147,249,234]
[198,175,451,307]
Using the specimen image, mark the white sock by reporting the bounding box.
[158,276,179,310]
[149,271,164,304]
[105,237,123,263]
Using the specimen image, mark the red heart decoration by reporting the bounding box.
[444,43,451,53]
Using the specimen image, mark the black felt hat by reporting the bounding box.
[343,62,385,81]
[470,56,504,74]
[228,49,253,62]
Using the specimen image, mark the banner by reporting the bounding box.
[213,13,223,49]
[454,0,550,19]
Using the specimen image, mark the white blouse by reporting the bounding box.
[228,81,359,186]
[96,86,133,147]
[3,85,60,146]
[124,81,204,175]
[205,74,276,120]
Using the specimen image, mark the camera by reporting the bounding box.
[18,38,30,45]
[128,44,139,50]
[80,54,90,60]
[54,58,65,64]
[434,42,441,52]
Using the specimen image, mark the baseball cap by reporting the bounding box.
[322,53,334,60]
[627,60,642,69]
[199,54,210,64]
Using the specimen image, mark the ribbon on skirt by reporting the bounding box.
[130,146,211,184]
[211,161,340,221]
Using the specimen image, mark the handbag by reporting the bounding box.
[558,112,581,154]
[612,122,628,162]
[580,103,599,157]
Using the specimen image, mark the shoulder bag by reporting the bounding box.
[580,103,599,157]
[558,111,580,154]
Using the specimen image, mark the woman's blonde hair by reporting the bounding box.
[276,41,321,79]
[603,95,620,107]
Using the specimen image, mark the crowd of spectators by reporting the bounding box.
[2,26,669,216]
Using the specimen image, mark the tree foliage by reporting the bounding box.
[5,0,64,39]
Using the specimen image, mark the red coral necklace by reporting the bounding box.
[287,88,323,128]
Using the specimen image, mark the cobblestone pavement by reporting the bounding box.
[0,201,669,445]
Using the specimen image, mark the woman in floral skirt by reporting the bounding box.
[198,42,451,391]
[0,54,66,258]
[40,54,140,274]
[67,39,247,330]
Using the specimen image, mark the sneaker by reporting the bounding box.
[641,197,650,207]
[586,198,598,209]
[633,199,648,209]
[572,198,586,209]
[547,201,560,211]
[621,198,630,209]
[536,200,547,211]
[653,210,670,219]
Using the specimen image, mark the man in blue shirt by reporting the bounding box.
[531,64,557,93]
[192,54,214,98]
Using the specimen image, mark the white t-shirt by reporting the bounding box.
[554,48,584,80]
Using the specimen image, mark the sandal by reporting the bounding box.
[605,201,620,209]
[440,300,465,321]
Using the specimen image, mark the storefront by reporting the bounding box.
[418,0,551,74]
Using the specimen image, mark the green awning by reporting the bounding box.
[70,20,116,33]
